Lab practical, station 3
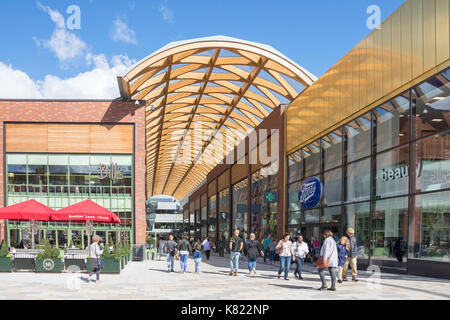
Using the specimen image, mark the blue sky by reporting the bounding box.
[0,0,405,99]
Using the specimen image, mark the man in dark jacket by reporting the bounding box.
[178,234,192,274]
[343,228,359,282]
[244,233,264,275]
[164,234,178,273]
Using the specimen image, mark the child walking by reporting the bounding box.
[193,242,203,273]
[336,236,349,283]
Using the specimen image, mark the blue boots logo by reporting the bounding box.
[298,177,322,209]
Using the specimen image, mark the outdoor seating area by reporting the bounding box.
[0,199,132,274]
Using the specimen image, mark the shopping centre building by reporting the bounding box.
[0,0,448,278]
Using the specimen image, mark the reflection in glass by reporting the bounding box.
[372,197,408,269]
[208,195,217,248]
[303,141,321,177]
[324,168,342,206]
[410,191,450,262]
[232,180,248,239]
[412,69,450,139]
[344,202,370,264]
[287,151,302,183]
[375,145,409,199]
[344,114,371,162]
[345,158,370,203]
[322,128,343,170]
[322,206,342,238]
[218,188,230,247]
[374,92,410,152]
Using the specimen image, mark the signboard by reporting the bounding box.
[263,191,278,203]
[98,162,123,180]
[154,214,183,223]
[298,177,322,209]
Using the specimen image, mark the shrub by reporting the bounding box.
[37,239,60,259]
[0,240,10,258]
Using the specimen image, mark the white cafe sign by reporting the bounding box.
[98,162,123,180]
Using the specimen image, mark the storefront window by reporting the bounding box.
[344,113,372,163]
[324,168,342,207]
[412,69,450,140]
[303,141,321,177]
[218,188,230,246]
[322,128,343,171]
[345,158,370,203]
[287,150,302,183]
[321,206,342,238]
[372,197,408,269]
[232,180,248,239]
[374,92,410,153]
[287,181,301,213]
[412,132,450,193]
[344,202,370,264]
[410,190,450,262]
[201,206,207,239]
[208,194,217,248]
[375,145,410,199]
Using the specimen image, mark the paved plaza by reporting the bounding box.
[0,254,449,300]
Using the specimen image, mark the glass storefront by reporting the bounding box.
[6,153,133,249]
[208,194,217,248]
[250,167,277,241]
[218,188,230,248]
[232,179,248,239]
[286,68,450,270]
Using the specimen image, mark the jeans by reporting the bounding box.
[89,267,100,281]
[166,254,174,271]
[269,250,276,262]
[194,258,202,273]
[205,250,211,260]
[278,256,292,279]
[248,258,256,272]
[318,267,337,287]
[179,254,188,272]
[230,251,240,272]
[295,257,305,276]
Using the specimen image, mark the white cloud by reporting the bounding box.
[0,55,136,99]
[159,2,174,24]
[0,62,43,98]
[112,18,137,44]
[34,2,86,62]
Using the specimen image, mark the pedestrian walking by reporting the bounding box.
[262,234,271,264]
[311,236,320,265]
[165,234,178,273]
[178,234,192,274]
[342,228,359,282]
[317,229,338,291]
[229,229,244,276]
[202,237,212,260]
[336,236,349,283]
[193,242,203,273]
[276,234,295,280]
[269,237,277,264]
[244,233,264,275]
[88,235,104,283]
[293,235,309,279]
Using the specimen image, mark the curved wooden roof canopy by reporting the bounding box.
[118,36,316,201]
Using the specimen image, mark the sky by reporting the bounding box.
[0,0,405,99]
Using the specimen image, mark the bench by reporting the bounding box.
[64,249,89,271]
[11,249,42,271]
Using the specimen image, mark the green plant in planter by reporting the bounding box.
[0,240,11,272]
[37,239,60,259]
[0,240,10,258]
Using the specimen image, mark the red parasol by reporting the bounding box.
[51,200,121,224]
[0,199,55,221]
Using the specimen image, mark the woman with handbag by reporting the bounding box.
[276,234,295,280]
[88,235,104,283]
[317,229,338,291]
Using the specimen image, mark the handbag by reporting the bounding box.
[97,257,104,269]
[315,242,335,269]
[275,241,283,255]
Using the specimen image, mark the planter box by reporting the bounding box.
[64,259,86,271]
[36,258,63,273]
[0,257,12,272]
[120,256,124,269]
[13,258,35,271]
[87,258,121,274]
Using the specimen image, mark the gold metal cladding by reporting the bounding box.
[119,36,316,200]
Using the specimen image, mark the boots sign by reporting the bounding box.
[98,163,124,180]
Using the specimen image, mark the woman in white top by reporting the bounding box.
[88,235,104,283]
[276,233,295,280]
[293,235,309,279]
[317,229,338,291]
